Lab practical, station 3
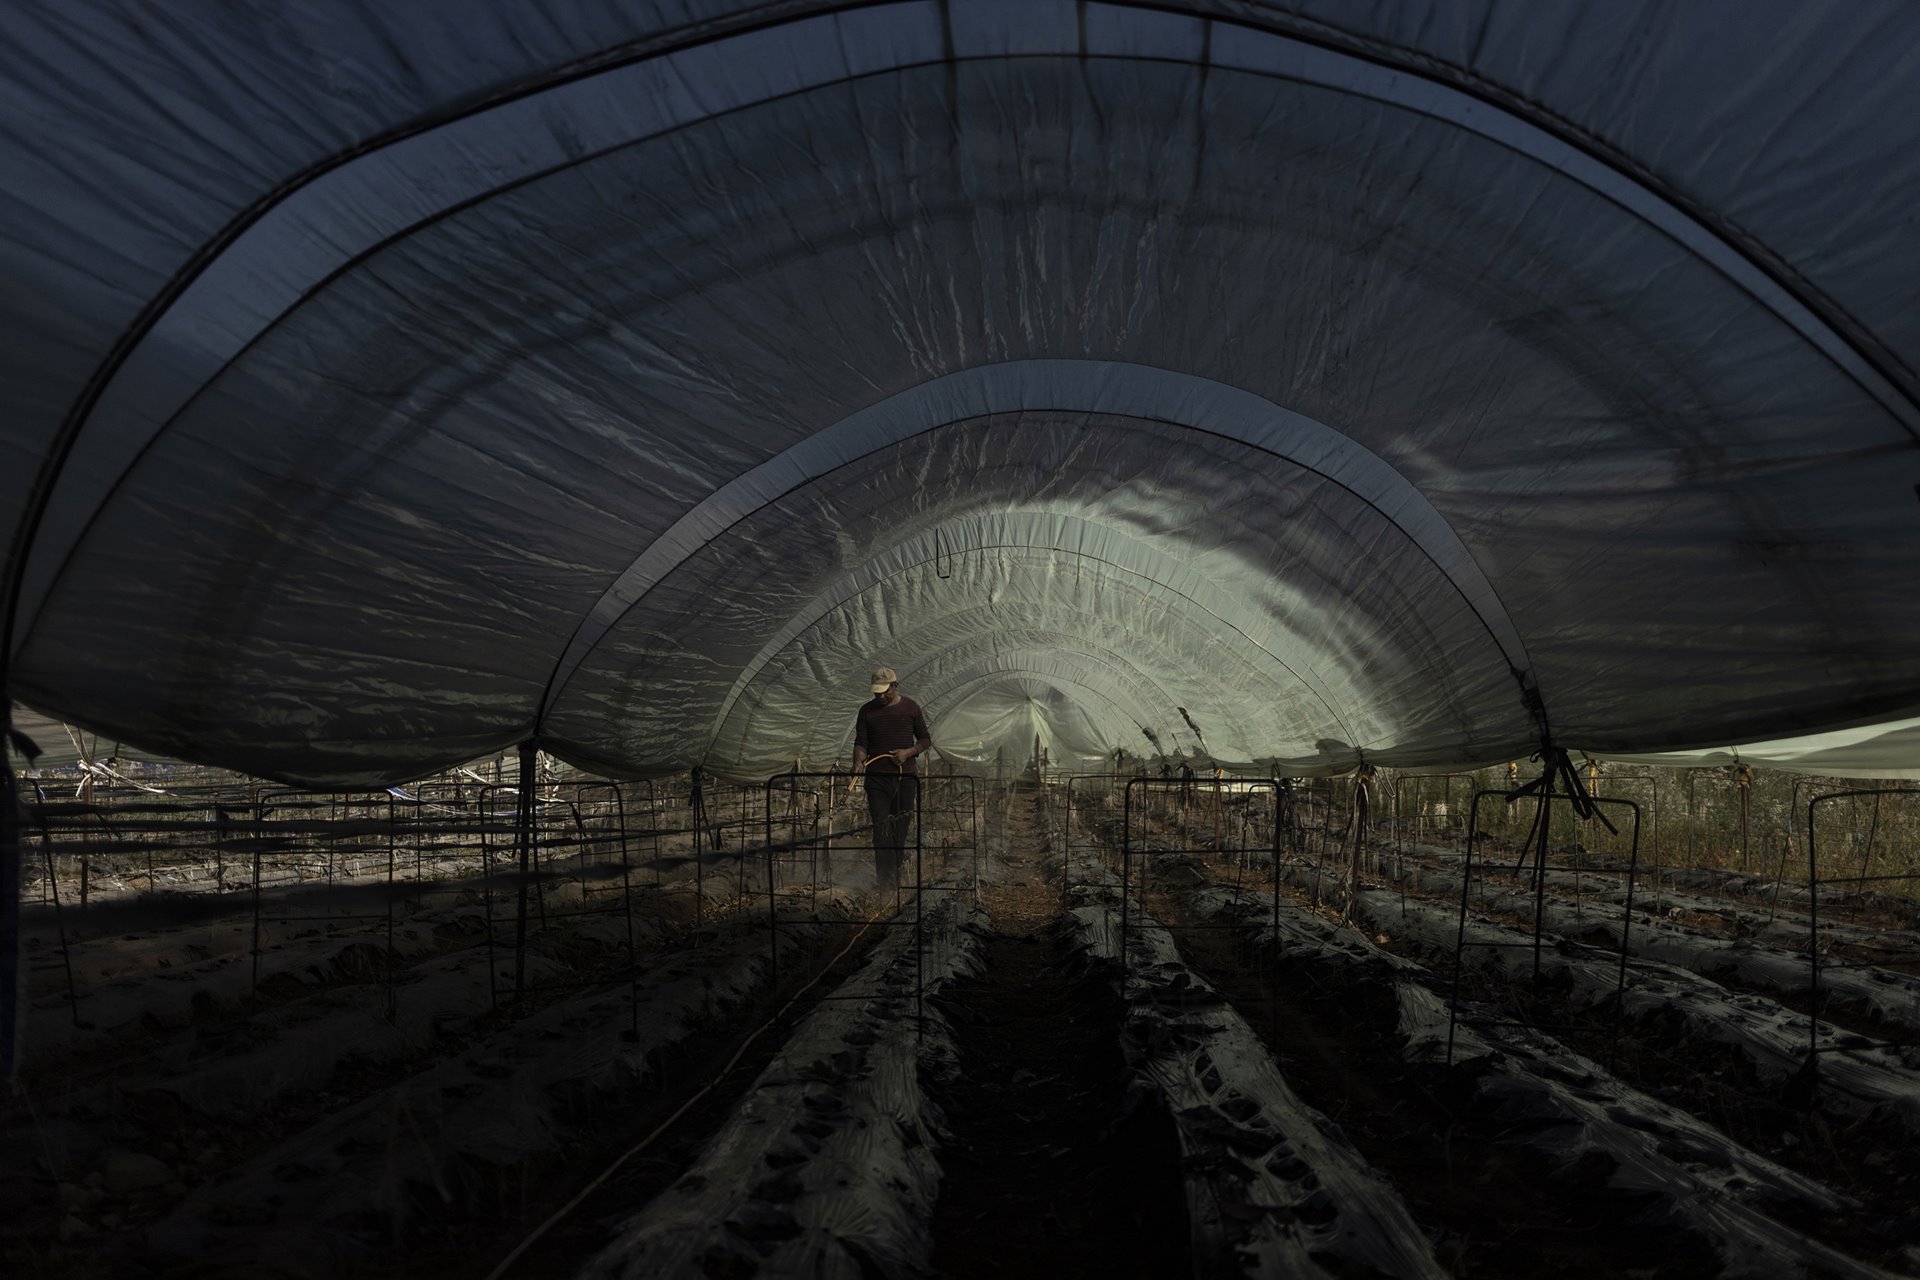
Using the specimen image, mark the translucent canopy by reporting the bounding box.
[6,705,179,772]
[3,1,1918,785]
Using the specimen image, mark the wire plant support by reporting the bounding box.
[1803,787,1920,1091]
[759,770,982,1037]
[1445,755,1643,1068]
[1118,776,1283,983]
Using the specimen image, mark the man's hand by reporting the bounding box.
[888,747,914,763]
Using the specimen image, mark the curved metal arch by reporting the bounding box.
[17,0,1917,700]
[542,363,1534,734]
[908,648,1240,757]
[912,669,1165,759]
[703,657,1174,781]
[902,638,1193,742]
[676,504,1381,747]
[690,545,1349,761]
[706,625,1198,771]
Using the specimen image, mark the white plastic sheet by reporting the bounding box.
[2,2,1917,785]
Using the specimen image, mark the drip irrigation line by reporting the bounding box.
[481,895,900,1280]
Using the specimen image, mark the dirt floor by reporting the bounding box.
[928,793,1188,1278]
[9,785,1920,1278]
[1153,852,1920,1276]
[1156,897,1721,1277]
[415,914,895,1279]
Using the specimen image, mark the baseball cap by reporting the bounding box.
[869,666,898,693]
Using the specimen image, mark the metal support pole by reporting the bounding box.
[1309,779,1329,907]
[617,786,638,1038]
[1685,772,1699,873]
[914,785,925,1039]
[35,803,83,1031]
[385,794,397,1020]
[810,787,823,916]
[648,778,662,893]
[1060,777,1073,912]
[1650,775,1661,882]
[764,777,776,890]
[807,776,821,918]
[513,741,534,1000]
[971,780,980,902]
[1398,779,1416,913]
[1120,781,1134,981]
[2,731,32,1079]
[1141,782,1160,911]
[1609,799,1644,1069]
[1341,769,1373,921]
[481,787,497,1009]
[1533,772,1552,985]
[1795,788,1916,1083]
[1856,792,1883,888]
[1738,764,1753,873]
[1808,795,1822,1064]
[1271,782,1285,945]
[1064,776,1075,885]
[250,821,263,998]
[766,784,779,988]
[1448,790,1501,1067]
[691,767,705,929]
[531,783,548,934]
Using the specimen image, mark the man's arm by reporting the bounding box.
[851,710,869,776]
[908,707,932,761]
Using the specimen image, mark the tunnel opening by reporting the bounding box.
[8,3,1920,1276]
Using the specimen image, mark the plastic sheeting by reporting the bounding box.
[1600,716,1920,782]
[5,706,179,772]
[3,2,1919,785]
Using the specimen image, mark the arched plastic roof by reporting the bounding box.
[3,1,1919,784]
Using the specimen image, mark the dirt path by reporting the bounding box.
[927,790,1187,1278]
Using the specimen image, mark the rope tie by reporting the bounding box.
[1506,746,1618,834]
[1340,764,1377,924]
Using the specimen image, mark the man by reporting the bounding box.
[850,666,932,894]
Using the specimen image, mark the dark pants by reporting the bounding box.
[864,769,918,892]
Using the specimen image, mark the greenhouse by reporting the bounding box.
[3,2,1919,1276]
